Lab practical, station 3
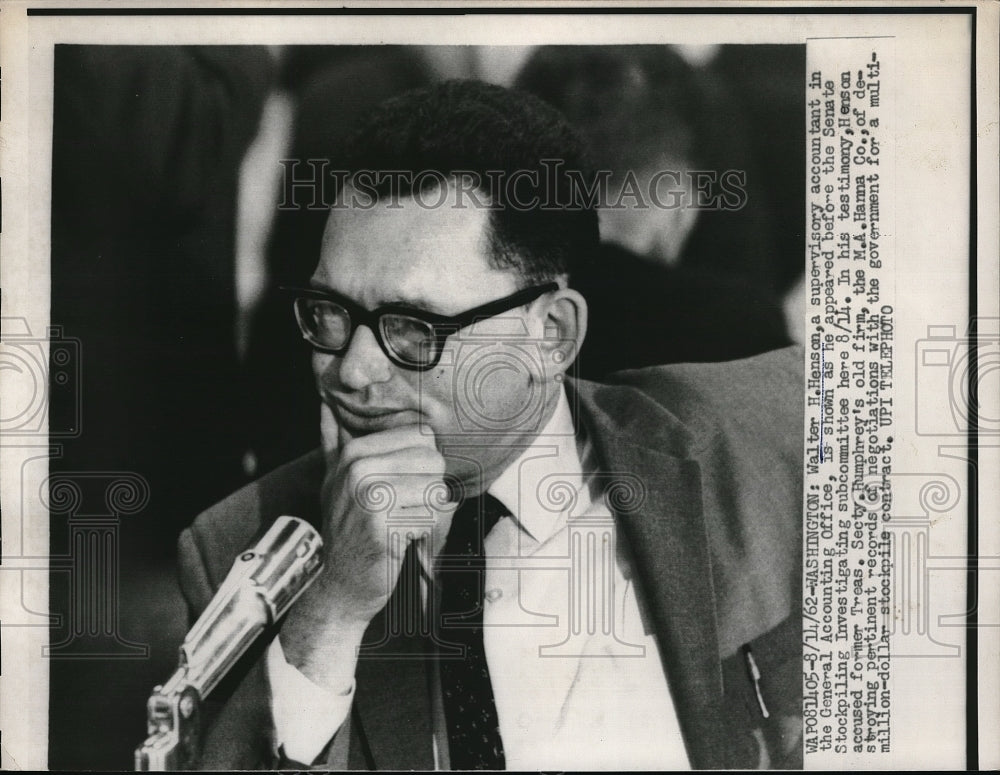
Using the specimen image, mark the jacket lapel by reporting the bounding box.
[569,378,734,769]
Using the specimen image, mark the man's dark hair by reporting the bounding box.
[340,79,600,285]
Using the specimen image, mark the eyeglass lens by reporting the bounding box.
[301,299,352,349]
[297,298,439,367]
[381,314,437,365]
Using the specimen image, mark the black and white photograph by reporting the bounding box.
[0,3,996,772]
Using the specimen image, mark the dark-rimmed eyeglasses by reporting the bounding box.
[282,282,558,371]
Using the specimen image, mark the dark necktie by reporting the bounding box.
[437,492,508,770]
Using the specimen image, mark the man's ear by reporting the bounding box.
[538,287,588,379]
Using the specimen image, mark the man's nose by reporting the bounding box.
[337,324,393,389]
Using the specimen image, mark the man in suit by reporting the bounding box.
[178,79,803,770]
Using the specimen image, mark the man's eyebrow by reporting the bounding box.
[307,279,337,293]
[306,281,362,307]
[307,280,444,315]
[381,297,443,313]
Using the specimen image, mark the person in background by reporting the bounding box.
[51,45,275,552]
[49,45,275,769]
[514,45,795,378]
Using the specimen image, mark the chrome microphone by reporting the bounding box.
[135,516,323,771]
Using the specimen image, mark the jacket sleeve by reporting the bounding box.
[622,346,804,769]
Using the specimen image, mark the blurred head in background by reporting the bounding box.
[516,45,706,266]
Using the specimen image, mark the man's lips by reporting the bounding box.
[331,399,421,433]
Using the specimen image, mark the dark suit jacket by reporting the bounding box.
[178,346,804,769]
[573,243,792,381]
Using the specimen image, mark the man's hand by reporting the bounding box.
[278,402,457,693]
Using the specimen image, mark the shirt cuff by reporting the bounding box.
[266,634,355,765]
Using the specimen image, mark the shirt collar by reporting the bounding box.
[487,388,590,544]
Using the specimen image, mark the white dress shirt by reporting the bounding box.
[267,389,691,769]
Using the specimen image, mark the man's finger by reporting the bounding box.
[345,447,448,503]
[337,424,437,468]
[320,401,340,458]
